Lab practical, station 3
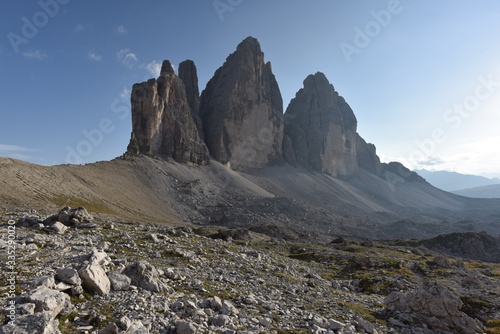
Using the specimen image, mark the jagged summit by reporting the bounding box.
[124,37,411,185]
[283,72,360,176]
[200,36,284,170]
[160,60,175,76]
[236,36,262,52]
[126,59,209,164]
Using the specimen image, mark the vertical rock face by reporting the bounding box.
[283,72,358,177]
[200,36,284,170]
[127,60,210,165]
[356,134,382,177]
[178,60,204,138]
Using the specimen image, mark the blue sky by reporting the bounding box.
[1,1,500,177]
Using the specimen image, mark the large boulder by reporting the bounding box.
[79,264,111,295]
[0,312,61,334]
[283,72,358,177]
[43,206,92,226]
[22,286,70,318]
[385,281,483,333]
[122,261,169,293]
[127,60,210,165]
[56,268,82,286]
[200,36,284,170]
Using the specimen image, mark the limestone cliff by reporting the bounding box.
[127,60,209,164]
[200,37,284,170]
[283,72,358,177]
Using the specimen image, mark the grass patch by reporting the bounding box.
[57,311,78,334]
[486,319,500,334]
[344,302,377,323]
[460,296,493,310]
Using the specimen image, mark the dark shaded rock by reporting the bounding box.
[127,60,210,165]
[200,36,284,170]
[0,312,61,334]
[209,228,252,241]
[356,134,382,176]
[160,60,175,76]
[283,72,358,177]
[386,281,484,333]
[42,206,92,227]
[420,232,500,263]
[122,261,170,293]
[179,60,204,138]
[383,162,426,183]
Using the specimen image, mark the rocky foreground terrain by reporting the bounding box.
[1,207,499,334]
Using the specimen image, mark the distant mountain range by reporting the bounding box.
[415,169,500,193]
[452,184,500,199]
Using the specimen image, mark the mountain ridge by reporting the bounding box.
[415,169,500,192]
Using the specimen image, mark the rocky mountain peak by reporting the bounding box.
[283,72,359,176]
[160,60,175,76]
[127,59,209,164]
[200,36,284,170]
[235,36,262,55]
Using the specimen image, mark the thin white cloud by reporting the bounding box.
[0,144,34,153]
[120,87,131,99]
[117,48,138,68]
[75,24,86,32]
[88,51,102,61]
[144,60,162,77]
[116,25,127,34]
[23,50,49,60]
[0,144,37,160]
[418,155,445,166]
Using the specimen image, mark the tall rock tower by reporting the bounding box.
[200,37,284,170]
[283,72,359,177]
[127,60,210,164]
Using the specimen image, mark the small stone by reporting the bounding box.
[122,261,170,293]
[56,268,82,286]
[50,221,68,234]
[107,272,131,291]
[149,233,160,243]
[79,264,111,295]
[328,319,345,330]
[70,286,84,296]
[176,320,196,334]
[53,281,72,292]
[89,248,112,266]
[209,296,223,311]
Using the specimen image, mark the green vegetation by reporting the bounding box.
[486,319,500,334]
[57,311,78,334]
[344,302,378,323]
[460,296,493,310]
